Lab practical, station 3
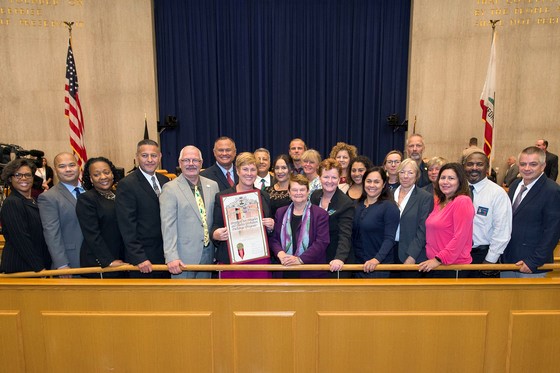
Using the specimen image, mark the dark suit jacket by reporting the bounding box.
[45,165,54,188]
[211,187,272,264]
[269,204,330,266]
[545,151,558,181]
[310,189,355,263]
[502,175,560,273]
[200,164,239,192]
[396,186,434,263]
[503,164,519,187]
[77,189,125,276]
[416,160,430,188]
[0,190,51,273]
[115,170,169,272]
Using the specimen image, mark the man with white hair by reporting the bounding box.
[160,145,219,278]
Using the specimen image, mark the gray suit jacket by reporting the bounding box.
[397,186,434,263]
[160,175,219,265]
[37,183,83,269]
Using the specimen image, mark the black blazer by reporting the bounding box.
[115,170,169,268]
[45,165,54,188]
[0,190,51,273]
[396,186,434,263]
[211,187,271,264]
[77,189,126,277]
[545,151,558,181]
[310,188,355,262]
[200,164,239,192]
[502,175,560,273]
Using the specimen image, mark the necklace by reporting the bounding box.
[98,190,115,200]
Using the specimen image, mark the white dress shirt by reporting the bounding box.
[470,177,512,263]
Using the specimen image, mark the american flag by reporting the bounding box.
[64,37,88,171]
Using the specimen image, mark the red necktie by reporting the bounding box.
[226,171,234,187]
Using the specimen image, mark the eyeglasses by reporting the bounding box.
[386,160,401,165]
[13,173,33,180]
[180,158,201,164]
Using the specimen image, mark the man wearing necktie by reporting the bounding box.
[200,136,238,191]
[253,148,274,190]
[38,152,85,276]
[160,146,219,278]
[115,139,170,278]
[463,148,512,278]
[501,146,560,278]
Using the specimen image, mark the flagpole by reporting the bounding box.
[480,20,498,174]
[64,21,88,175]
[489,20,498,172]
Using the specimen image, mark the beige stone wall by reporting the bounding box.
[0,0,157,173]
[408,0,560,182]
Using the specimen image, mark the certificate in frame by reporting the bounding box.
[220,190,270,264]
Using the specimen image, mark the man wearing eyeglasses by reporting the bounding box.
[406,134,430,188]
[160,146,219,278]
[37,152,84,277]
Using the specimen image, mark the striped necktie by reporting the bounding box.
[151,175,161,197]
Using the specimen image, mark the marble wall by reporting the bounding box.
[408,0,559,182]
[0,0,158,173]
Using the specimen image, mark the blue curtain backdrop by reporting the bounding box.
[154,0,410,171]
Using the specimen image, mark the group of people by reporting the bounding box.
[0,134,559,279]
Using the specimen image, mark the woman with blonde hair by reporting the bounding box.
[212,152,274,278]
[301,149,322,196]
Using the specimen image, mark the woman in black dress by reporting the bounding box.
[76,157,128,278]
[0,159,51,273]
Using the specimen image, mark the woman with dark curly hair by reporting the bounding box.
[329,142,358,193]
[76,156,128,278]
[0,159,51,273]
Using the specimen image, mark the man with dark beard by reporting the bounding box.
[463,148,512,277]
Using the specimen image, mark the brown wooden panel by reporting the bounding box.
[233,312,296,373]
[41,311,213,372]
[0,311,25,373]
[317,311,488,373]
[507,311,560,373]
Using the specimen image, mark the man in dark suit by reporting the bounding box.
[501,146,560,278]
[502,155,519,188]
[406,133,430,188]
[116,139,170,278]
[536,139,558,181]
[253,148,274,189]
[200,136,238,191]
[38,152,85,276]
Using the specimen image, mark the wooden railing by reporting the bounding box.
[1,263,559,278]
[1,277,560,372]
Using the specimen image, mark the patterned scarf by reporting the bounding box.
[281,201,312,256]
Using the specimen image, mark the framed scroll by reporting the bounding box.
[220,190,270,264]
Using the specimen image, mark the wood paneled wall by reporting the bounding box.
[1,279,559,372]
